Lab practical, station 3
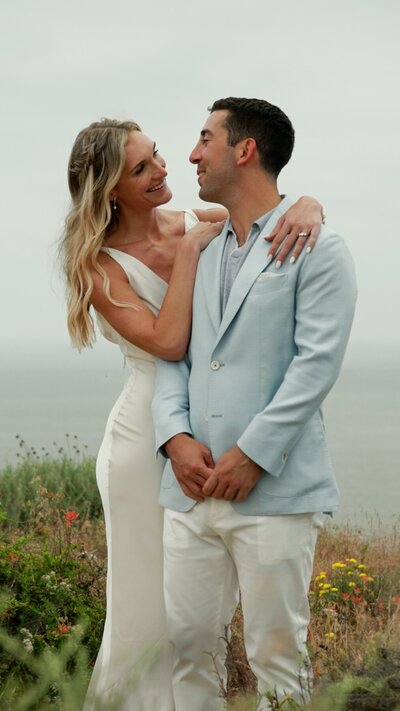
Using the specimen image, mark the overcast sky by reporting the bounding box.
[1,0,399,362]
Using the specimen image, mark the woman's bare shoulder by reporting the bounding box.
[90,250,129,286]
[192,207,228,222]
[158,208,185,223]
[157,207,228,225]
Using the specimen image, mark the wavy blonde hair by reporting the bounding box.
[59,118,141,349]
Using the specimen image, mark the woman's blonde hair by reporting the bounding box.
[59,118,141,349]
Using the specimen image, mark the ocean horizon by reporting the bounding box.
[1,342,399,527]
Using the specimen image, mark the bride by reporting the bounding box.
[59,118,324,710]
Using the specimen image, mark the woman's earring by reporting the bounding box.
[112,197,117,212]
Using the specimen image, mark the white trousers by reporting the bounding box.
[163,500,323,711]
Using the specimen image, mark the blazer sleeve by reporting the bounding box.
[237,231,357,477]
[152,355,193,454]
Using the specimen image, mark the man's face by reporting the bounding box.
[189,110,237,204]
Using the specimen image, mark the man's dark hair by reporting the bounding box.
[210,97,295,177]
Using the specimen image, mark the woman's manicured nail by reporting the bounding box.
[290,256,296,264]
[275,260,282,270]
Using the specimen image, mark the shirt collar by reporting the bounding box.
[226,198,285,239]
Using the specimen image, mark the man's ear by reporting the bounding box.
[236,138,257,166]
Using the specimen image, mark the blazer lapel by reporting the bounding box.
[198,220,230,334]
[215,198,293,345]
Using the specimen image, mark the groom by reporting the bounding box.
[152,97,357,710]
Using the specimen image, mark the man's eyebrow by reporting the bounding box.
[200,129,213,138]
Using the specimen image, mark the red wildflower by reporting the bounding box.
[64,510,79,526]
[58,624,71,636]
[8,552,19,563]
[342,593,350,600]
[352,596,364,604]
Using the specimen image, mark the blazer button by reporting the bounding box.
[210,360,221,371]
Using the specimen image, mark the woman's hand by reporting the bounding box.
[265,196,325,268]
[184,220,226,251]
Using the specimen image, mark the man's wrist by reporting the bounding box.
[164,432,193,457]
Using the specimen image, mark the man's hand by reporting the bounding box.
[202,446,261,502]
[165,434,215,502]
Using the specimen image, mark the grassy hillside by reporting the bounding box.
[1,445,399,710]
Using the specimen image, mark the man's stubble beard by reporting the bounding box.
[199,178,224,205]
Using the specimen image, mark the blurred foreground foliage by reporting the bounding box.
[0,441,400,710]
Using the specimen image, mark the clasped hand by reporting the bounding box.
[165,435,261,503]
[202,446,261,502]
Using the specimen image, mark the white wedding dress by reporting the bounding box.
[83,211,198,711]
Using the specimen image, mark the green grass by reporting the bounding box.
[0,435,102,529]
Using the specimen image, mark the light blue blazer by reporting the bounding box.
[152,196,357,515]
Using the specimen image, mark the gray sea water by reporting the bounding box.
[1,344,399,526]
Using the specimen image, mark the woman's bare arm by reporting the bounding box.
[194,207,228,222]
[194,197,325,266]
[90,221,224,361]
[265,195,325,265]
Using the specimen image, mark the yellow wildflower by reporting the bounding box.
[346,558,358,563]
[331,587,338,592]
[357,564,366,569]
[348,582,356,588]
[325,632,335,639]
[332,562,343,569]
[323,584,332,589]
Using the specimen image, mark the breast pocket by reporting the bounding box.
[250,272,288,295]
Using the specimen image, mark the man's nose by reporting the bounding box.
[189,142,200,164]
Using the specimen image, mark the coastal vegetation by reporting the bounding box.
[1,440,399,710]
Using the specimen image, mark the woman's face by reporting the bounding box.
[113,131,172,210]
